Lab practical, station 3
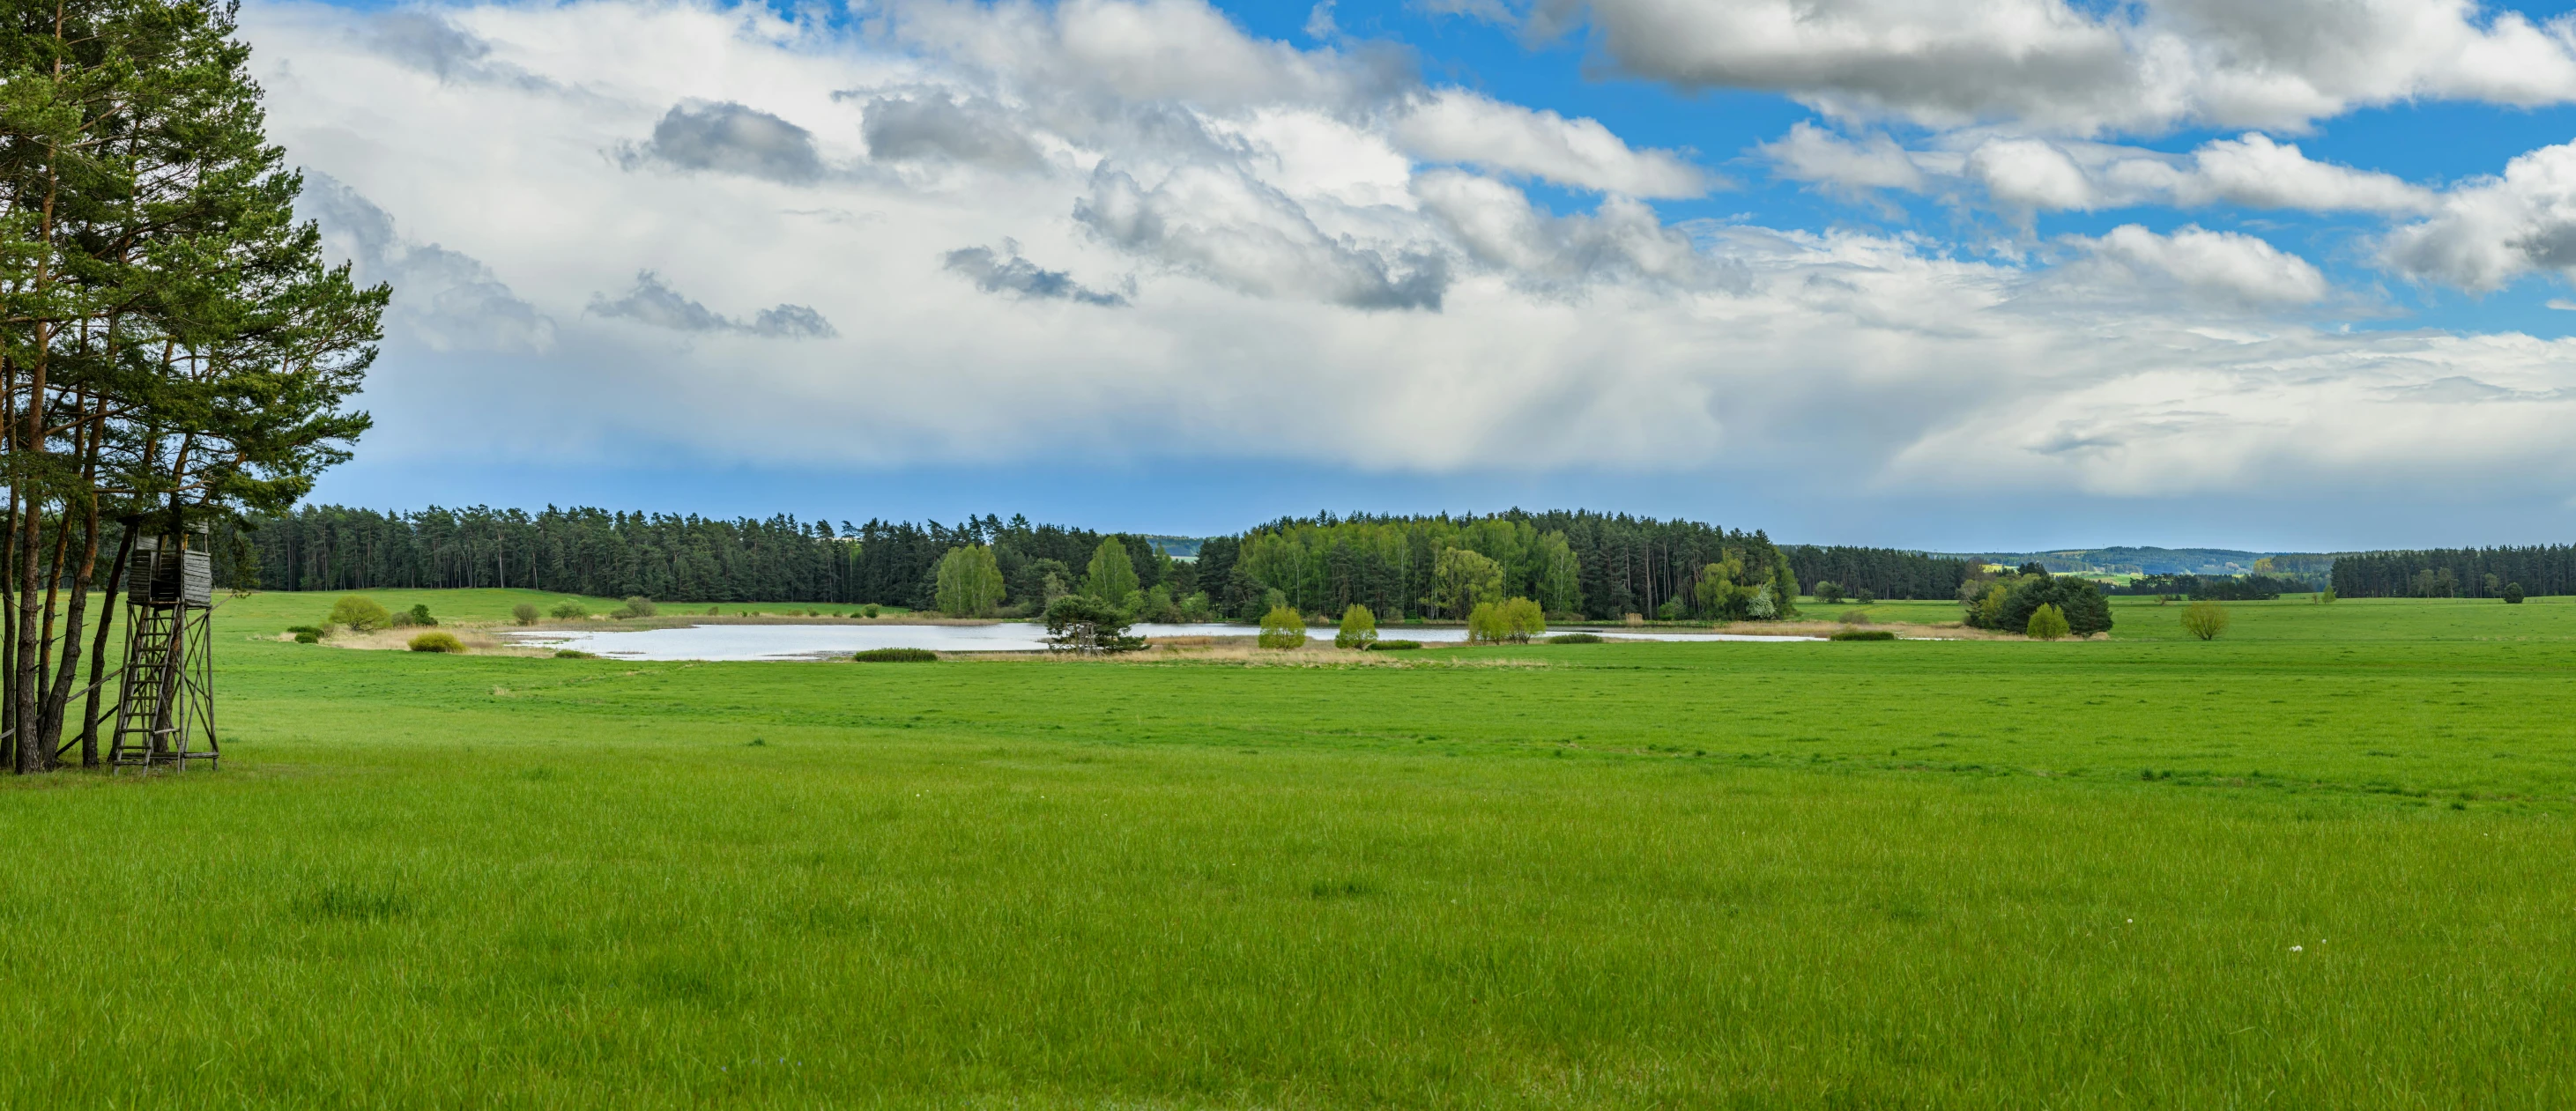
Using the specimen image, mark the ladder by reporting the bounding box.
[109,603,184,773]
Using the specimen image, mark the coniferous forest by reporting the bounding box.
[220,506,1974,620]
[2329,546,2576,598]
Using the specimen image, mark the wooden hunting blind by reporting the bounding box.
[109,535,217,772]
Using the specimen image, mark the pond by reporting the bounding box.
[501,622,1821,662]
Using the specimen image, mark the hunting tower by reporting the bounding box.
[109,535,217,772]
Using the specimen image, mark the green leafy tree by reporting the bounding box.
[1423,547,1504,619]
[2026,604,2070,641]
[1770,559,1801,619]
[1813,581,1846,604]
[407,604,436,627]
[1535,530,1583,614]
[327,596,390,632]
[1334,604,1378,648]
[935,544,1006,617]
[2181,601,2230,641]
[2503,582,2526,604]
[510,604,538,626]
[1694,555,1748,619]
[1466,601,1505,644]
[1084,537,1139,606]
[1258,605,1306,649]
[1499,597,1545,642]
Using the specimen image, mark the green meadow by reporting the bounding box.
[4,589,2572,1107]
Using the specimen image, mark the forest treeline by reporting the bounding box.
[2330,547,2576,598]
[228,506,1974,621]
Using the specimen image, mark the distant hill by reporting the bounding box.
[1135,535,1206,559]
[1938,547,2335,577]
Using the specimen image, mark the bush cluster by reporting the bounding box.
[1548,633,1604,644]
[549,601,589,619]
[1959,571,2112,636]
[1466,597,1546,644]
[1829,629,1896,641]
[407,631,464,653]
[511,604,539,626]
[853,648,938,663]
[1362,640,1423,651]
[609,596,657,619]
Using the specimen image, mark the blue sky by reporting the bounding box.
[255,0,2576,548]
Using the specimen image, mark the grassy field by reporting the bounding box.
[4,589,2572,1107]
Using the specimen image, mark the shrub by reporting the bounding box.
[1813,581,1846,604]
[1334,604,1378,648]
[1838,610,1871,626]
[1852,589,1876,604]
[293,631,319,644]
[863,604,880,618]
[1363,640,1423,650]
[853,648,938,663]
[1830,629,1896,641]
[549,601,589,619]
[389,610,418,628]
[1548,633,1604,644]
[2314,589,2336,604]
[409,604,436,626]
[1470,597,1546,643]
[328,596,391,632]
[2180,601,2230,641]
[2503,582,2526,604]
[553,649,595,659]
[1258,605,1307,649]
[611,596,657,619]
[511,604,539,626]
[407,631,465,653]
[2025,604,2071,641]
[285,625,324,636]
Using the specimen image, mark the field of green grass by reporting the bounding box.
[4,589,2572,1107]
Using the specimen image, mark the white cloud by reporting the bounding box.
[1541,0,2576,136]
[2383,140,2576,292]
[235,0,2576,502]
[1756,122,1922,193]
[1769,126,2433,217]
[1391,89,1711,197]
[2063,225,2330,306]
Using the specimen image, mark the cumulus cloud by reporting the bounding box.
[589,271,836,338]
[298,173,553,352]
[1391,89,1711,197]
[234,0,2576,502]
[859,92,1048,170]
[1075,163,1450,309]
[2063,225,2330,306]
[1771,126,2433,215]
[1756,123,1922,193]
[2383,140,2576,292]
[1538,0,2576,136]
[632,100,826,182]
[945,243,1131,305]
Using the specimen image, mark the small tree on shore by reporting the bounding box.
[2181,602,2230,641]
[1258,605,1306,649]
[2025,604,2070,641]
[1334,604,1377,648]
[935,544,1006,617]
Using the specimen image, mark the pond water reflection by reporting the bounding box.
[502,622,1819,662]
